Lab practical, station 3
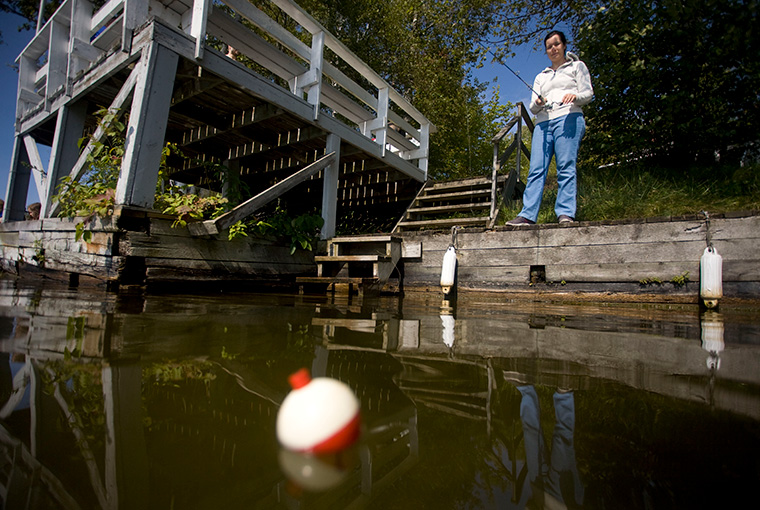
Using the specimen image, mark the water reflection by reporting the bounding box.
[0,280,758,508]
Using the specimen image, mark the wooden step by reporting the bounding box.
[297,276,379,285]
[426,176,504,191]
[407,202,491,215]
[328,235,399,243]
[396,216,490,230]
[416,189,491,202]
[314,255,391,263]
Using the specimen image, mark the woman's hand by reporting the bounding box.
[561,93,577,105]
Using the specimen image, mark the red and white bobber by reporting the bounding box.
[276,368,361,453]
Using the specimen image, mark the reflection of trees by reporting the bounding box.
[39,359,108,508]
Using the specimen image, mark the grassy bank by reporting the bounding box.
[497,162,760,224]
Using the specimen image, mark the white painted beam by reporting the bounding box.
[3,137,33,222]
[320,134,340,239]
[22,135,47,205]
[116,42,178,208]
[188,151,337,236]
[44,101,87,218]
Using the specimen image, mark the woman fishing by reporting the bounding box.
[507,30,594,225]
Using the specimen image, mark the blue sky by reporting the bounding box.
[0,10,554,207]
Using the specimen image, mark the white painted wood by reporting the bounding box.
[90,0,124,33]
[17,55,40,120]
[3,137,33,222]
[122,0,149,53]
[47,19,70,108]
[22,135,47,204]
[320,134,341,239]
[190,0,209,59]
[68,0,100,90]
[44,102,87,218]
[188,151,337,236]
[374,87,388,157]
[306,31,324,120]
[48,63,138,217]
[116,42,179,208]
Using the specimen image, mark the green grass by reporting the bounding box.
[498,162,760,224]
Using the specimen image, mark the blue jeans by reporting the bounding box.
[518,113,586,222]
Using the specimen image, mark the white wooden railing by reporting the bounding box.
[16,0,433,177]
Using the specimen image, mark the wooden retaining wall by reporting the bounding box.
[397,213,760,300]
[0,207,315,287]
[1,211,758,300]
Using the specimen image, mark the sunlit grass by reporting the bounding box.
[498,163,760,224]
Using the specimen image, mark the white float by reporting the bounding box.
[276,369,361,453]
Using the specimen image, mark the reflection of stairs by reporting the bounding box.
[297,235,402,294]
[392,176,505,232]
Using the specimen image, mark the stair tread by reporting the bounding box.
[408,202,491,214]
[417,189,491,201]
[427,176,505,190]
[296,276,380,284]
[315,255,391,262]
[397,217,490,228]
[329,235,401,243]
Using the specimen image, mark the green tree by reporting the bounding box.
[0,0,61,34]
[576,0,760,170]
[297,0,510,179]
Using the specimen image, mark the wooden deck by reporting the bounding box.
[4,0,434,237]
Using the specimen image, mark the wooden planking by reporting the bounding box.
[398,216,760,291]
[121,230,313,264]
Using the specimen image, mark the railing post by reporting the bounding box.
[320,133,341,239]
[190,0,210,59]
[122,0,149,53]
[68,0,98,96]
[47,18,69,110]
[375,87,389,156]
[490,132,500,221]
[418,122,430,179]
[306,30,324,120]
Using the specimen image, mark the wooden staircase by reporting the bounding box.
[297,235,402,295]
[392,176,506,232]
[393,102,533,233]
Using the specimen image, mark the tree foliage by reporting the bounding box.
[0,0,61,34]
[296,0,511,179]
[576,0,760,169]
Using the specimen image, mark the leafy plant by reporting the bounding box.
[52,108,124,240]
[670,271,690,288]
[250,208,325,254]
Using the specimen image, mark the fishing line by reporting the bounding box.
[480,44,562,110]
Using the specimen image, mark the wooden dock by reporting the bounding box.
[3,0,433,237]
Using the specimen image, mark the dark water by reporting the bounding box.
[1,280,759,509]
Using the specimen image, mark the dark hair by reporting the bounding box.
[544,30,567,47]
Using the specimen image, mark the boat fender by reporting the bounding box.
[440,245,457,295]
[700,246,723,309]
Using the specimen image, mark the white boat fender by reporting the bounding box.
[700,246,723,309]
[440,245,457,295]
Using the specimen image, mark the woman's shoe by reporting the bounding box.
[506,216,536,226]
[558,215,574,224]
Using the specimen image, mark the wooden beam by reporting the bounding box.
[188,151,336,236]
[44,101,88,218]
[116,42,179,208]
[48,61,139,217]
[3,136,32,221]
[320,135,340,239]
[190,0,209,59]
[22,135,47,204]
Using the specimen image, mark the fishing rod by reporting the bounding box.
[481,44,563,110]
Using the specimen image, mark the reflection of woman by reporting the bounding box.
[507,30,594,225]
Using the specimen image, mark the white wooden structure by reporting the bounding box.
[3,0,434,239]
